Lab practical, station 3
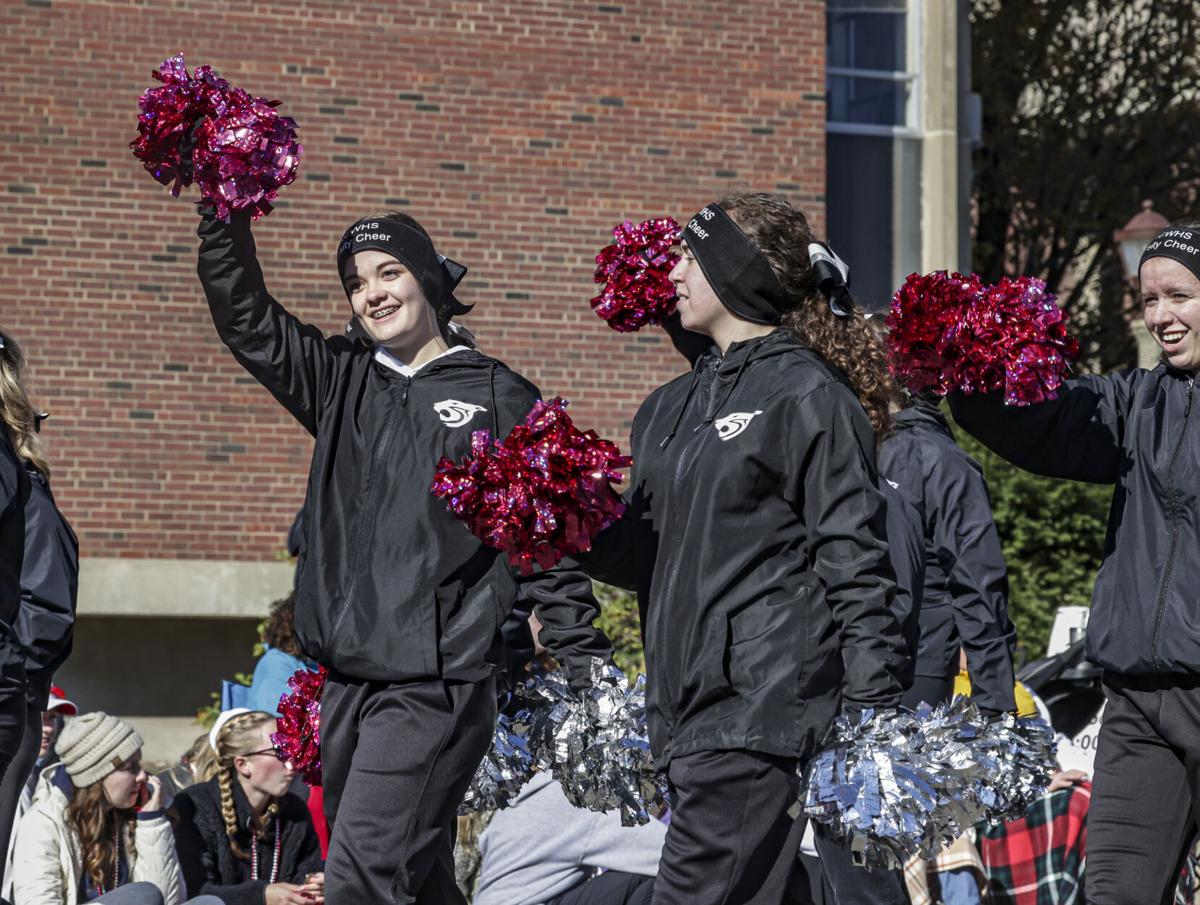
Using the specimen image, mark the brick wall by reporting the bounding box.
[1,0,826,561]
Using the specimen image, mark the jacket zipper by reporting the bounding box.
[327,376,406,647]
[1149,376,1194,670]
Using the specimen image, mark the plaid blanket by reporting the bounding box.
[978,784,1090,905]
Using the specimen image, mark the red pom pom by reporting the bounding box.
[591,218,681,332]
[271,666,326,786]
[130,55,205,197]
[131,55,302,220]
[886,272,1079,406]
[431,398,632,572]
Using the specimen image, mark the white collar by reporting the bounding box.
[373,344,469,378]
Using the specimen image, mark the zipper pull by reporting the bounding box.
[401,378,410,407]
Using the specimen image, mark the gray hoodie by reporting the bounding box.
[473,772,666,905]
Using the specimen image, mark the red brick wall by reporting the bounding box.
[1,0,826,561]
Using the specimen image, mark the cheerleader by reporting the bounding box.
[582,193,907,905]
[948,221,1200,905]
[194,205,612,905]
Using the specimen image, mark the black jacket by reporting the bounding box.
[880,479,924,679]
[0,432,26,629]
[197,211,611,686]
[949,365,1199,677]
[584,330,907,766]
[16,464,77,705]
[878,401,1017,712]
[171,776,322,905]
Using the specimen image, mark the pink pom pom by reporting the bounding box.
[431,398,632,572]
[130,55,207,197]
[271,666,326,786]
[591,218,681,332]
[131,55,302,220]
[885,272,1079,406]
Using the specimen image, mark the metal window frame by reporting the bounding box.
[825,0,923,137]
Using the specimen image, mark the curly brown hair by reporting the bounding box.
[66,782,137,893]
[717,192,899,436]
[261,592,302,658]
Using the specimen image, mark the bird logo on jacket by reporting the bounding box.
[434,400,487,427]
[714,410,764,441]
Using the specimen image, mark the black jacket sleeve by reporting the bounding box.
[170,793,269,905]
[880,479,923,675]
[790,383,907,709]
[518,560,615,691]
[947,372,1139,485]
[15,471,77,689]
[197,209,348,437]
[925,450,1017,713]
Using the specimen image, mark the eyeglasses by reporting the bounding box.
[244,746,284,760]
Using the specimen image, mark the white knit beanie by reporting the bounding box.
[56,712,144,788]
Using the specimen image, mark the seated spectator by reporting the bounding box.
[472,769,665,905]
[169,711,323,905]
[2,686,76,897]
[247,595,313,719]
[10,711,221,905]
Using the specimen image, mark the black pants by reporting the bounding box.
[899,674,954,711]
[321,673,496,905]
[548,870,654,905]
[811,827,909,905]
[1085,672,1200,905]
[0,701,37,866]
[653,749,812,905]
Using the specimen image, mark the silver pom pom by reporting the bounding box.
[515,659,669,826]
[803,698,1056,869]
[458,713,535,815]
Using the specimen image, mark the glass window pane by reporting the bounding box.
[827,76,908,126]
[827,11,906,72]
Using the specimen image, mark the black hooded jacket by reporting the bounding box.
[877,401,1017,713]
[0,432,26,630]
[171,776,323,905]
[196,211,611,686]
[15,464,77,705]
[584,330,907,766]
[949,365,1199,677]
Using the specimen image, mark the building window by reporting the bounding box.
[827,0,918,134]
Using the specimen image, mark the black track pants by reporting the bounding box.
[653,748,812,905]
[321,673,496,905]
[1084,672,1200,905]
[548,871,654,905]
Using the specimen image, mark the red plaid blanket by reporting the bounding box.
[978,783,1090,905]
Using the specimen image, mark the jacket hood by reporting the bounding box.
[894,397,953,436]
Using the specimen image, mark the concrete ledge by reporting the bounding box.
[79,558,295,618]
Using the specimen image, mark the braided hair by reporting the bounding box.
[213,711,279,861]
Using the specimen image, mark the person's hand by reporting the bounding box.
[300,872,325,904]
[1048,769,1087,791]
[141,776,164,812]
[264,883,312,905]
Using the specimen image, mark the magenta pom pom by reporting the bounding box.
[431,398,632,572]
[271,666,326,786]
[131,54,302,220]
[591,218,681,332]
[885,271,1079,406]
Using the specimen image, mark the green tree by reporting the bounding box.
[971,0,1200,369]
[594,582,646,677]
[952,426,1111,661]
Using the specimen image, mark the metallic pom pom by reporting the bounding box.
[458,713,535,814]
[591,218,681,332]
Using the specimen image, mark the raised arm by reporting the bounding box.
[792,383,908,710]
[947,371,1142,484]
[197,208,348,436]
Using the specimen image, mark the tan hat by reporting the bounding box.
[56,712,143,788]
